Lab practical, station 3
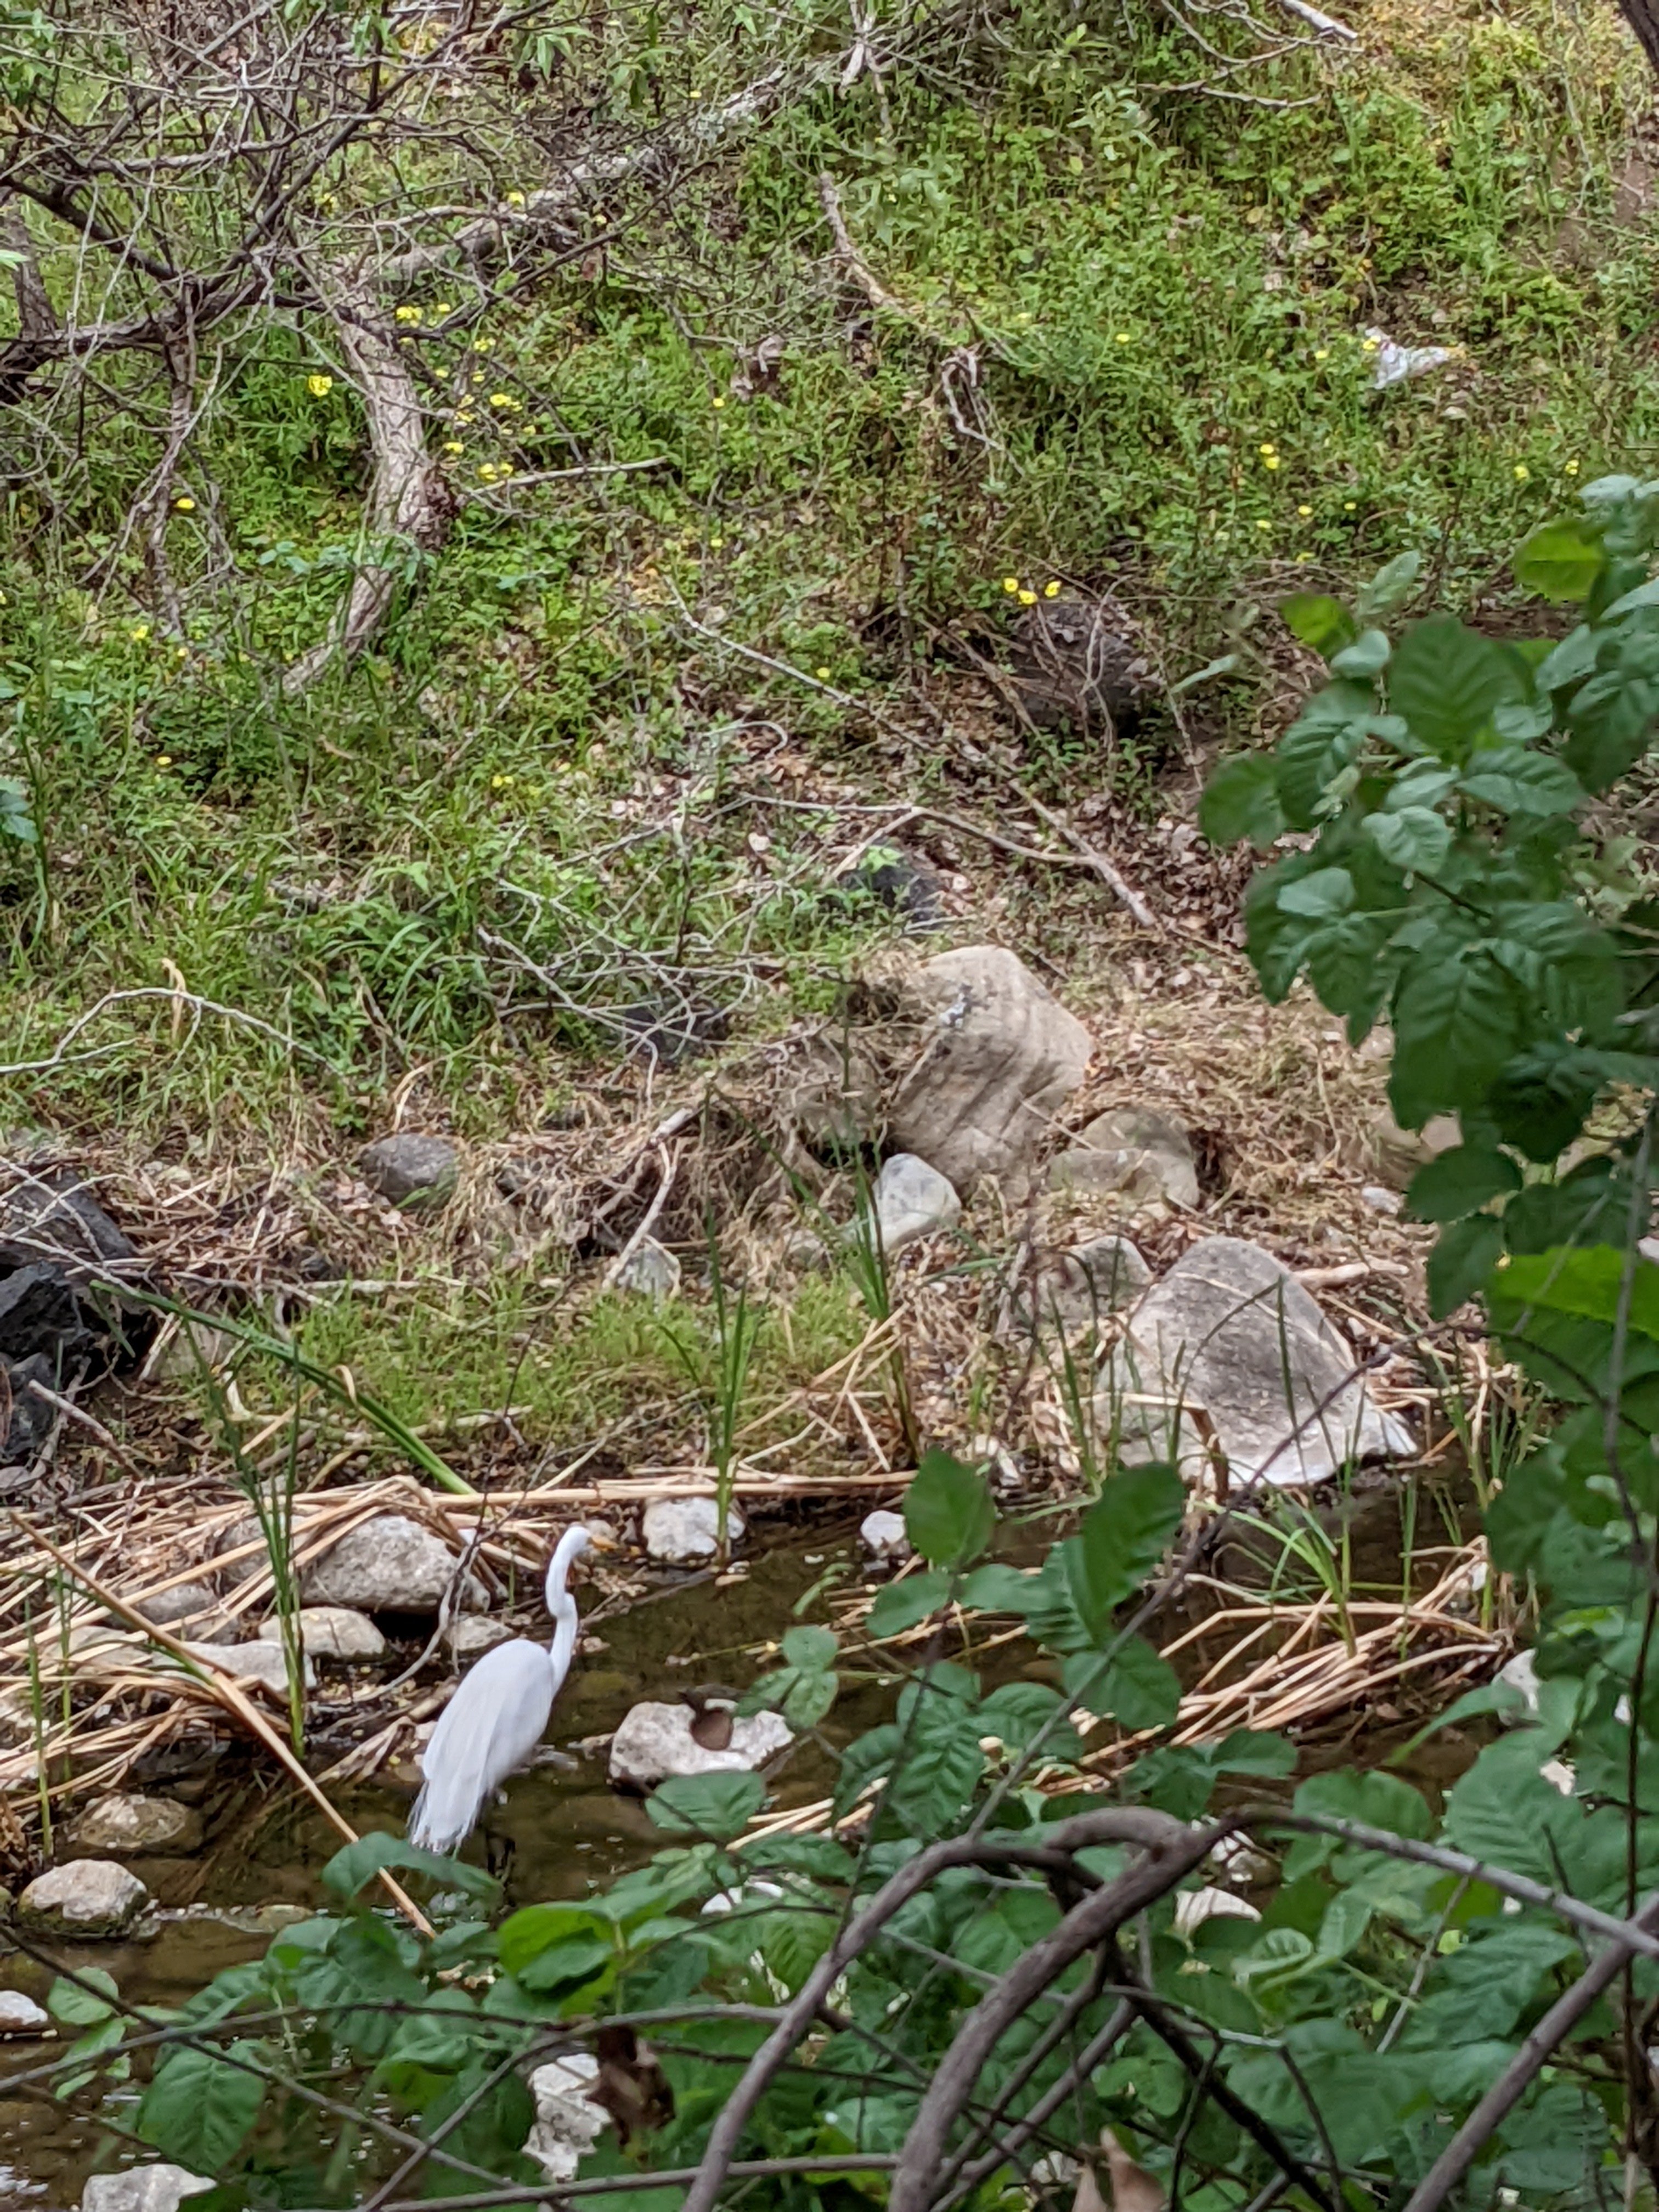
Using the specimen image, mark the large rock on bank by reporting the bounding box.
[66,1793,202,1858]
[1050,1108,1198,1210]
[19,1859,147,1938]
[1103,1237,1412,1487]
[642,1498,744,1566]
[609,1701,792,1788]
[889,947,1091,1194]
[300,1514,483,1612]
[357,1133,459,1211]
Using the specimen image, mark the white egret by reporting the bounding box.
[409,1522,611,1855]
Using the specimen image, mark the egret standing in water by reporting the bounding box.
[409,1522,611,1855]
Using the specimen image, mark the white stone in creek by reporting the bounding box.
[0,1990,48,2033]
[81,2167,215,2212]
[608,1700,792,1788]
[256,1606,386,1662]
[642,1496,745,1565]
[859,1509,911,1563]
[19,1860,148,1938]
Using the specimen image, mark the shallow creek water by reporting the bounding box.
[0,1477,1487,2209]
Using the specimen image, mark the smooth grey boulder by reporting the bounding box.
[1018,1235,1152,1333]
[300,1513,484,1612]
[256,1606,386,1662]
[181,1640,314,1696]
[450,1615,514,1663]
[859,1153,960,1255]
[642,1497,744,1565]
[1102,1237,1412,1487]
[608,1700,792,1788]
[66,1793,202,1858]
[358,1133,459,1211]
[1050,1108,1198,1210]
[130,1582,224,1630]
[19,1860,147,1938]
[890,947,1092,1194]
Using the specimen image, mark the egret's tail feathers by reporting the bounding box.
[408,1778,480,1858]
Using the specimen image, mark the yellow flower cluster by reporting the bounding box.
[488,392,521,411]
[1001,576,1062,604]
[307,373,333,397]
[1259,442,1280,472]
[394,304,423,326]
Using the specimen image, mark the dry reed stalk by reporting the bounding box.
[18,1528,434,1937]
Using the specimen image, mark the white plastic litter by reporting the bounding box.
[1364,327,1458,391]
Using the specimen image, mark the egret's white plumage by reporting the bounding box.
[409,1523,596,1855]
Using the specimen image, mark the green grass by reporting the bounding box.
[1,0,1654,1153]
[218,1268,870,1469]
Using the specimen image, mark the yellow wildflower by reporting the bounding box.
[1114,331,1131,344]
[307,373,333,397]
[1259,443,1276,457]
[1362,335,1380,351]
[1514,464,1530,482]
[1297,504,1312,517]
[1043,580,1061,597]
[712,395,726,409]
[394,304,422,326]
[1296,551,1312,563]
[129,624,150,642]
[443,439,464,454]
[815,665,832,679]
[1564,459,1581,476]
[473,336,494,353]
[1018,588,1037,605]
[489,391,514,408]
[155,754,172,769]
[1263,454,1280,471]
[505,190,526,207]
[1344,500,1356,511]
[1255,519,1271,531]
[491,772,515,788]
[478,462,499,481]
[1001,575,1019,594]
[318,191,337,212]
[433,301,453,315]
[173,495,195,511]
[1313,347,1329,360]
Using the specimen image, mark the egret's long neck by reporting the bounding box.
[548,1588,580,1680]
[545,1530,586,1679]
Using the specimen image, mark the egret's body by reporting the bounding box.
[409,1523,596,1855]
